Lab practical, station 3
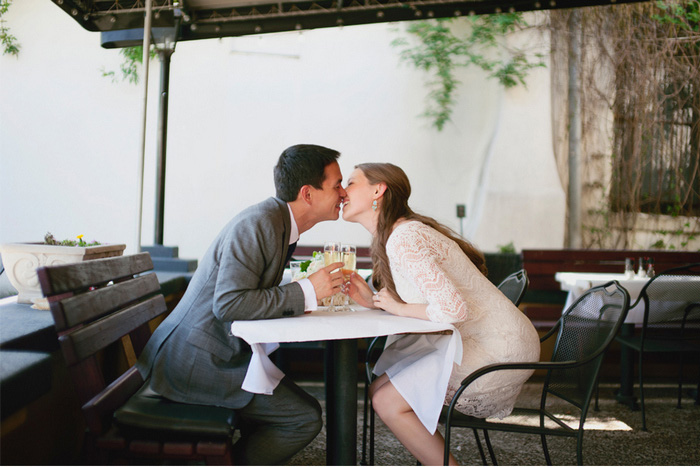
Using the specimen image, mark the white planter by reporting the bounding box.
[0,242,126,304]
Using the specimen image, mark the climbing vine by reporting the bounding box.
[392,14,546,130]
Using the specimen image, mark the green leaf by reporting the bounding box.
[393,14,545,131]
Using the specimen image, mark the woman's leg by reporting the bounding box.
[371,377,458,466]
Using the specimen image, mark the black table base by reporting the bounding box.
[325,339,358,466]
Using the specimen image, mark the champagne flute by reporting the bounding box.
[323,241,342,268]
[340,244,357,311]
[323,242,341,311]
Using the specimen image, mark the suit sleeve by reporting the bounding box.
[211,208,306,322]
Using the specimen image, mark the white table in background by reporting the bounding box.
[554,271,700,408]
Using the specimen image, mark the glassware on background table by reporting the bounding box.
[624,257,635,279]
[637,257,648,278]
[646,257,655,277]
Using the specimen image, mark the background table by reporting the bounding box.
[554,271,700,408]
[231,307,459,466]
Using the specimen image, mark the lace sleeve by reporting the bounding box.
[388,226,469,323]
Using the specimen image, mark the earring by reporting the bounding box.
[372,200,378,211]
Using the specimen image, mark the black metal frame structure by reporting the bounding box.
[50,0,650,47]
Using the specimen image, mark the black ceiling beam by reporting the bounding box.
[46,0,650,47]
[179,0,648,41]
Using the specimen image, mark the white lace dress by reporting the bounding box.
[377,221,540,419]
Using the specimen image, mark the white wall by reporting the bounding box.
[0,0,565,261]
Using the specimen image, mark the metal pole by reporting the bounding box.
[567,9,582,249]
[136,0,153,253]
[155,47,173,246]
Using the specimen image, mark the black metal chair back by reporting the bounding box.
[496,269,529,307]
[443,281,630,465]
[544,282,631,411]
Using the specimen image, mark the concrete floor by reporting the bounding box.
[287,380,700,466]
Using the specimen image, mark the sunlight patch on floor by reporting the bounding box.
[493,413,633,431]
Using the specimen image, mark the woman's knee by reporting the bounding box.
[371,381,401,421]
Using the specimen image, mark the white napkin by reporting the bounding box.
[374,331,463,434]
[241,342,285,395]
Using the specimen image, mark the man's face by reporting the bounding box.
[309,161,346,222]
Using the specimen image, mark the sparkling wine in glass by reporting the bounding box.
[323,241,342,268]
[340,244,357,311]
[323,242,341,311]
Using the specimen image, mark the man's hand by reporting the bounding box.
[308,262,345,300]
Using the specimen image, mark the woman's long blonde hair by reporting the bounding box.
[357,163,487,301]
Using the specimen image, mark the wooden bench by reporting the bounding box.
[36,253,238,464]
[521,249,700,327]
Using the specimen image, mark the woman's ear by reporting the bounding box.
[374,183,387,200]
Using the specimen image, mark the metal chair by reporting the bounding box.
[496,269,529,307]
[360,269,530,465]
[443,281,630,465]
[613,262,700,431]
[37,253,239,464]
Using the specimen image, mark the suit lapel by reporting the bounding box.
[273,198,293,285]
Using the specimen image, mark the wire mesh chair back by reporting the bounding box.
[637,263,700,340]
[497,269,529,307]
[544,282,630,412]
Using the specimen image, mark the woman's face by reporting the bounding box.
[342,168,377,223]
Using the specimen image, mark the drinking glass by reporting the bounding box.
[339,244,357,311]
[289,260,303,282]
[323,242,342,311]
[323,241,342,268]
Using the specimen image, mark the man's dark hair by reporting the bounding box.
[274,144,341,202]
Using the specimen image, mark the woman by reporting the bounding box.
[343,163,540,466]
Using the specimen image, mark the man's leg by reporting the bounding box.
[233,377,323,465]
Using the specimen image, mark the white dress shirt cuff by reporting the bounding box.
[297,278,318,312]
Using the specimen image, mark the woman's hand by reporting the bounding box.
[346,273,375,308]
[371,288,404,315]
[372,288,429,319]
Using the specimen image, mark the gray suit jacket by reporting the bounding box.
[136,197,306,408]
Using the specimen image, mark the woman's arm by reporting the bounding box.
[387,226,470,323]
[372,287,429,319]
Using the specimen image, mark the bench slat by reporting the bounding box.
[59,295,167,365]
[51,273,161,331]
[37,253,154,296]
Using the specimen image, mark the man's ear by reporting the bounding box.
[299,185,313,205]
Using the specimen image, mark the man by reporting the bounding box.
[136,144,347,465]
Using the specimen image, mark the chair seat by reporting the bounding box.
[616,336,700,353]
[440,406,576,436]
[114,383,238,440]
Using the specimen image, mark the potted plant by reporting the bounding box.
[0,232,126,305]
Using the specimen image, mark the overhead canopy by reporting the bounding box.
[51,0,648,47]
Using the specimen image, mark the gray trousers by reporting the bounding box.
[233,377,323,465]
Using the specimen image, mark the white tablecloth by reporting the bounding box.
[230,307,462,434]
[555,272,700,323]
